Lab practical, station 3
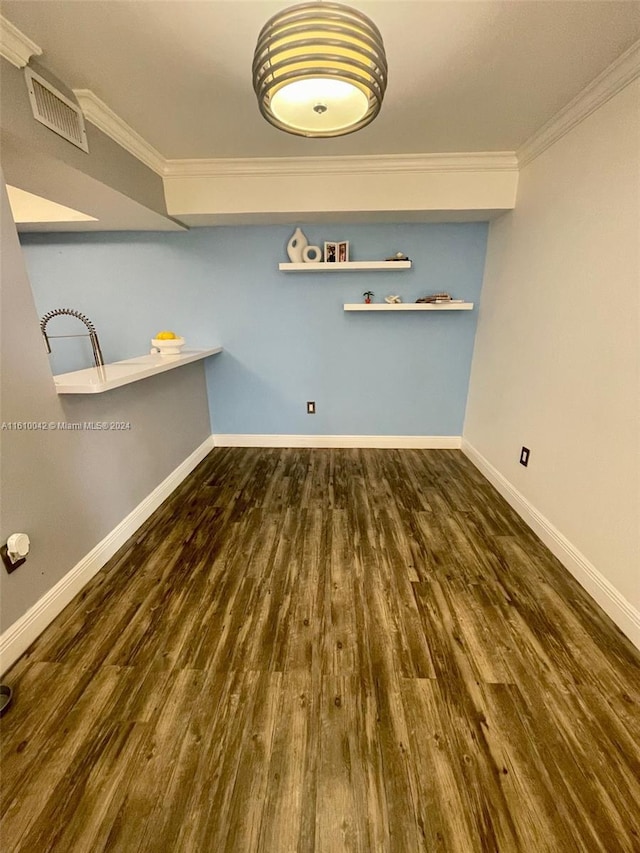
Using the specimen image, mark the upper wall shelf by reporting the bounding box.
[344,303,474,312]
[279,260,412,272]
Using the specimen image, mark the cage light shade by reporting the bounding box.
[252,2,388,137]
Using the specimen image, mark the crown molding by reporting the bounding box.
[163,151,518,179]
[518,38,640,168]
[72,89,165,176]
[65,88,518,182]
[0,15,42,68]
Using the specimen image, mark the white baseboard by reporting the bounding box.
[0,436,214,676]
[212,434,462,449]
[462,439,640,650]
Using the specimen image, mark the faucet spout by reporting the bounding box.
[40,308,105,369]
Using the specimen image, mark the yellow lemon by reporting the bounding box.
[156,330,177,340]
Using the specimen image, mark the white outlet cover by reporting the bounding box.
[7,533,30,558]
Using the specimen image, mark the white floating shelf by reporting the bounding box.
[344,302,474,312]
[279,260,412,272]
[53,347,222,394]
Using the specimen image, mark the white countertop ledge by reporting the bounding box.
[53,347,223,394]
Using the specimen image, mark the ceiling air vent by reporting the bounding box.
[24,68,89,153]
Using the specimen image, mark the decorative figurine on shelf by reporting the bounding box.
[287,227,309,263]
[363,291,374,304]
[385,252,410,262]
[303,245,322,263]
[385,295,402,304]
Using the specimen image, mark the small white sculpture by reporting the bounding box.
[385,295,402,304]
[287,227,309,263]
[303,245,322,263]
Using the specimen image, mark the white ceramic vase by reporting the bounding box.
[287,227,308,263]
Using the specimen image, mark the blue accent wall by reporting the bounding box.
[21,223,488,435]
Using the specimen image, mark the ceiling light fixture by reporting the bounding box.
[252,1,388,138]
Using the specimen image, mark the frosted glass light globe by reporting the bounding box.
[270,78,369,134]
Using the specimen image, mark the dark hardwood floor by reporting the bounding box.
[1,448,639,852]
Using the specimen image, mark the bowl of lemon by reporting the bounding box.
[151,330,185,355]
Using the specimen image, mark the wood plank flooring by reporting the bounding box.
[1,447,639,852]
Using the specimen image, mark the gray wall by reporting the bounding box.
[0,56,168,219]
[464,81,640,643]
[0,174,211,634]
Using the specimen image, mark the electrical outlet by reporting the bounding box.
[307,401,316,414]
[519,446,530,467]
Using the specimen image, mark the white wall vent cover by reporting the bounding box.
[24,68,89,153]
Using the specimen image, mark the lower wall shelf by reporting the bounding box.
[344,302,474,311]
[53,347,223,394]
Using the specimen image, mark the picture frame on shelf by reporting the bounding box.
[338,241,349,262]
[324,241,338,263]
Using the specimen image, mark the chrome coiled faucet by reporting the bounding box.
[40,308,104,369]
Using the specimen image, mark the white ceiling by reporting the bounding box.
[3,0,640,161]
